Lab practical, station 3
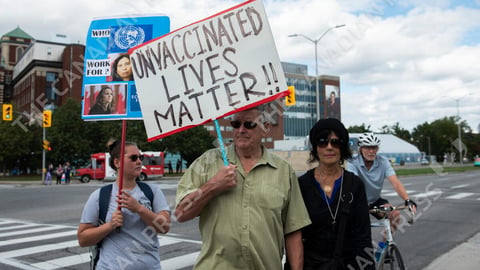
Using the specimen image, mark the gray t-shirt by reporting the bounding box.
[346,154,396,204]
[80,183,170,270]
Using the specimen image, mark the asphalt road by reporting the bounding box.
[0,170,479,269]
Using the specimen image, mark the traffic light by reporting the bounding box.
[43,140,51,151]
[285,86,296,106]
[43,110,52,127]
[2,104,13,121]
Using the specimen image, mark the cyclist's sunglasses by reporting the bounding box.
[317,138,342,148]
[126,154,144,162]
[230,120,257,129]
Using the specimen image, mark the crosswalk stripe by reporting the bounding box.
[0,230,77,246]
[0,257,39,270]
[413,190,442,199]
[0,220,17,226]
[451,184,470,189]
[445,192,475,199]
[0,219,201,270]
[30,253,90,270]
[0,225,67,237]
[161,251,200,270]
[0,240,79,258]
[0,223,41,232]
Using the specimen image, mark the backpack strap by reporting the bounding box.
[333,171,354,258]
[98,184,113,224]
[92,183,154,269]
[136,181,154,205]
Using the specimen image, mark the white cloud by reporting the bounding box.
[1,0,479,132]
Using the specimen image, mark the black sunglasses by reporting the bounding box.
[317,138,342,148]
[230,120,257,129]
[126,154,144,162]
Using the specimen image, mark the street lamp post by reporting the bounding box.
[289,24,345,121]
[455,99,463,165]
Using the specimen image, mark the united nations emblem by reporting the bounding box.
[114,25,146,50]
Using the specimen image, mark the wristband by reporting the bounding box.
[405,199,417,207]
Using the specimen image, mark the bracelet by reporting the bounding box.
[405,199,417,207]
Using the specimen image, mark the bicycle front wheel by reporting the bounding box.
[378,244,405,270]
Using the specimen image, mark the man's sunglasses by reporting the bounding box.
[230,120,257,129]
[317,138,342,148]
[126,154,144,162]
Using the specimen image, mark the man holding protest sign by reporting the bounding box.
[175,105,311,270]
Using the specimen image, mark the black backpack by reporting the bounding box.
[90,182,154,270]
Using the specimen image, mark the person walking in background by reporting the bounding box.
[78,140,171,269]
[295,118,374,269]
[56,164,64,185]
[64,162,71,184]
[175,106,311,270]
[176,158,182,174]
[45,163,53,185]
[167,161,173,174]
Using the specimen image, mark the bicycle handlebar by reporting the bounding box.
[370,204,415,224]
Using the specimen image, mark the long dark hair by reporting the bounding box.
[93,86,113,112]
[111,54,133,81]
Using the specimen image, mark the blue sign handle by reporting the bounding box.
[214,119,228,166]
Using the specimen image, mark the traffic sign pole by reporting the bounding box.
[42,126,46,184]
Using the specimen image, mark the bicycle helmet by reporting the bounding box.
[358,133,381,147]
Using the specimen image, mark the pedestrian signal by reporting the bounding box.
[43,110,52,127]
[285,86,296,106]
[2,104,13,121]
[43,140,51,151]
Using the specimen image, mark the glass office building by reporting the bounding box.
[281,62,340,139]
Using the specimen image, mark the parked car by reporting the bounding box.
[474,158,480,167]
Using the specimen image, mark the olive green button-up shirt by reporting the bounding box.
[176,144,311,270]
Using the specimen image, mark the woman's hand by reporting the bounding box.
[117,190,142,213]
[109,209,123,229]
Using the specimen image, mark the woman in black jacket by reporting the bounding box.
[299,118,374,270]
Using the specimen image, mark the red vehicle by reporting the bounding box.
[75,151,164,183]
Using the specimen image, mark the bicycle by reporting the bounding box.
[370,204,415,270]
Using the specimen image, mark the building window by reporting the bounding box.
[16,47,24,62]
[46,72,58,101]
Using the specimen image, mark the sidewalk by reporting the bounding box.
[422,231,480,270]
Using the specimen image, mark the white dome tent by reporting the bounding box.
[350,133,422,165]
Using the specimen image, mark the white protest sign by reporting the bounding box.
[129,0,288,141]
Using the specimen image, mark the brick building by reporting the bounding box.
[0,27,33,104]
[12,39,84,120]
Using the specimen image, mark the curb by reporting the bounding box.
[422,232,480,270]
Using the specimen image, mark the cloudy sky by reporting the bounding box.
[1,0,479,133]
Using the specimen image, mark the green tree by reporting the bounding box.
[0,114,37,174]
[161,126,215,167]
[379,122,411,142]
[411,116,471,161]
[47,99,96,166]
[347,123,371,133]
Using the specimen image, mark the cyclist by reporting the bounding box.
[346,133,417,234]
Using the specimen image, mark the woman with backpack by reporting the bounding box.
[77,140,171,270]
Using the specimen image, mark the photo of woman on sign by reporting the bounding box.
[84,84,127,116]
[89,86,114,115]
[111,54,134,81]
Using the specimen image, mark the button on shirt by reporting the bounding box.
[175,144,311,270]
[346,154,396,204]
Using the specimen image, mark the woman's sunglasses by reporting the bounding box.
[317,138,342,148]
[126,154,144,162]
[230,120,257,129]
